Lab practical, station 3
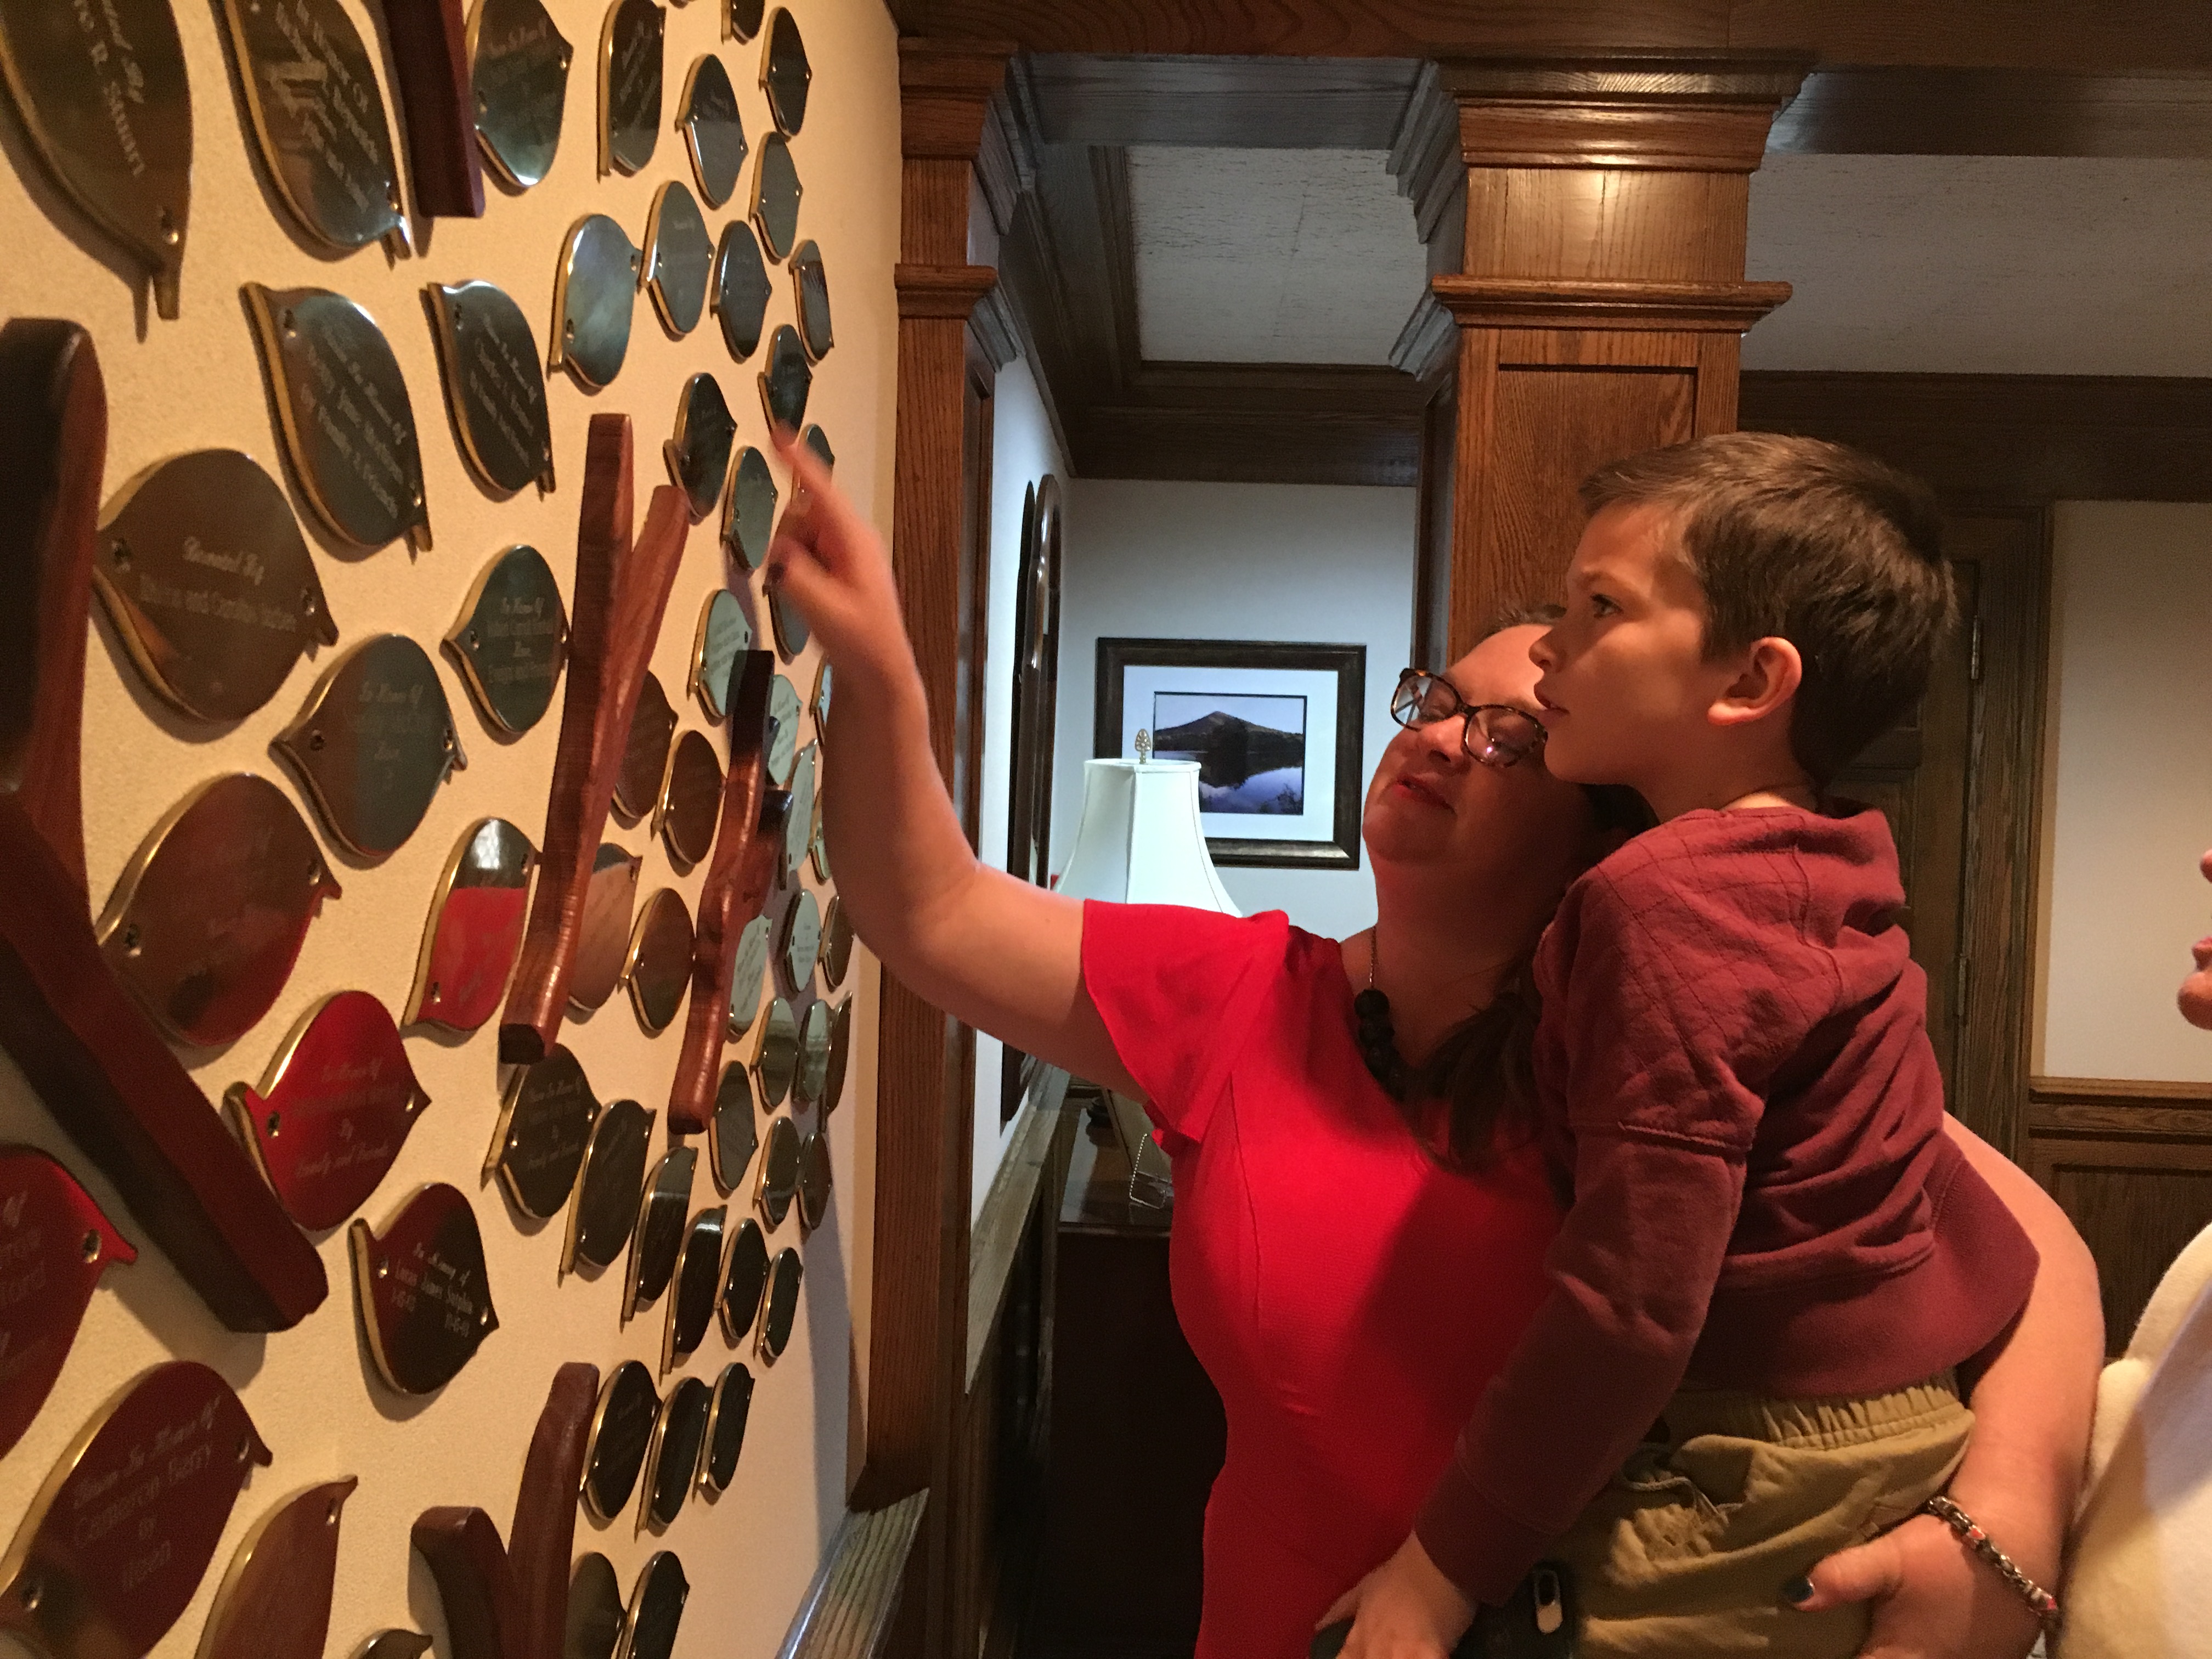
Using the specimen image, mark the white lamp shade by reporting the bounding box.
[1056,759,1240,915]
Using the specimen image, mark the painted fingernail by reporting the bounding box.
[1782,1577,1813,1605]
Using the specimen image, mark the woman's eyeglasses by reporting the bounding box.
[1389,669,1548,769]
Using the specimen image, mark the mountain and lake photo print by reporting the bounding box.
[1150,692,1308,815]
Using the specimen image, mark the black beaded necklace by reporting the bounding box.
[1352,931,1412,1099]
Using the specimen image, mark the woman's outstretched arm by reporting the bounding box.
[1795,1115,2102,1657]
[765,433,1137,1094]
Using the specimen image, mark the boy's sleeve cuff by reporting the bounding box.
[1414,1459,1560,1610]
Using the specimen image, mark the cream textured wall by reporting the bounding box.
[0,0,899,1652]
[1048,478,1418,941]
[2038,503,2212,1084]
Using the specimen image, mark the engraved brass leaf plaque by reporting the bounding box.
[348,1182,498,1393]
[755,1113,798,1229]
[718,1214,766,1342]
[724,0,761,42]
[810,788,831,882]
[725,912,771,1037]
[759,8,808,135]
[767,672,800,785]
[821,894,851,989]
[678,55,744,208]
[708,1062,757,1194]
[656,730,723,868]
[427,282,556,496]
[665,372,734,523]
[782,743,815,882]
[274,634,466,860]
[794,996,830,1109]
[616,671,678,819]
[570,843,642,1011]
[625,1145,696,1321]
[487,1045,598,1220]
[551,213,641,390]
[565,1096,652,1274]
[770,582,810,659]
[470,0,571,190]
[94,449,338,724]
[711,223,771,362]
[754,996,797,1109]
[0,1148,136,1460]
[199,1477,356,1659]
[721,444,777,569]
[811,655,832,737]
[622,1550,689,1657]
[758,1245,800,1361]
[691,589,751,720]
[0,1362,271,1657]
[98,773,342,1049]
[781,888,821,992]
[243,285,433,553]
[662,1205,724,1373]
[0,0,192,317]
[641,1378,708,1530]
[597,0,662,176]
[443,544,569,736]
[750,132,799,259]
[218,0,406,252]
[406,817,535,1031]
[223,991,431,1231]
[643,181,711,337]
[701,1362,753,1493]
[565,1553,623,1659]
[797,1128,830,1232]
[582,1359,657,1521]
[791,238,832,359]
[823,995,851,1114]
[358,1632,435,1659]
[803,423,834,473]
[759,321,812,437]
[623,887,693,1036]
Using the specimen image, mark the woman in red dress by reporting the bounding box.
[766,436,2101,1659]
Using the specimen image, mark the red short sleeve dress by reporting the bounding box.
[1081,901,1561,1658]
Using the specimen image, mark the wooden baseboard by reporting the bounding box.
[776,1492,930,1659]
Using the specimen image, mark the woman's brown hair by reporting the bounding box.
[1399,605,1654,1172]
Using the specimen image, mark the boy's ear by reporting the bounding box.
[1706,636,1803,730]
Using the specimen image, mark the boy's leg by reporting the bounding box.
[1547,1377,1972,1659]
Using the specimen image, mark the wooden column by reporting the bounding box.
[1432,59,1805,656]
[862,26,1010,1607]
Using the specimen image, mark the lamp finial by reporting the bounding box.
[1135,729,1152,764]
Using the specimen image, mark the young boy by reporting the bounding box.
[1404,435,2044,1654]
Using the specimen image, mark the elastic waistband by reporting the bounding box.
[1654,1371,1962,1452]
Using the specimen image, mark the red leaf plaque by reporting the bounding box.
[0,1147,136,1459]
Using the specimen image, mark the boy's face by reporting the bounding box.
[1528,502,1737,793]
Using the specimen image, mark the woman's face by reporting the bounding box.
[2183,845,2212,1031]
[1362,626,1598,893]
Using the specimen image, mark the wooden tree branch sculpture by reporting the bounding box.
[373,0,486,217]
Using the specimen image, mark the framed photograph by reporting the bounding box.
[1094,638,1366,871]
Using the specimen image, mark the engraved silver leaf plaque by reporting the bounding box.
[718,1215,766,1341]
[811,655,832,737]
[758,1245,800,1361]
[721,445,777,569]
[582,1359,657,1521]
[753,999,796,1111]
[724,0,761,42]
[701,1362,753,1493]
[426,281,556,496]
[691,589,752,720]
[244,285,432,554]
[348,1182,499,1393]
[486,1045,599,1220]
[0,0,191,315]
[662,1205,724,1373]
[664,372,734,522]
[781,887,820,992]
[218,0,407,253]
[95,449,338,724]
[821,894,852,990]
[617,672,678,820]
[678,54,744,207]
[443,544,568,735]
[625,1145,697,1322]
[469,0,572,190]
[770,582,810,659]
[759,321,811,433]
[571,843,642,1010]
[655,730,723,868]
[623,887,692,1035]
[822,996,851,1114]
[803,423,834,471]
[791,239,833,359]
[797,1127,830,1231]
[597,0,662,176]
[642,180,712,337]
[566,1554,623,1659]
[759,9,808,136]
[641,1377,709,1530]
[622,1551,689,1659]
[750,131,800,259]
[766,673,801,785]
[708,1062,757,1194]
[711,222,771,362]
[273,634,466,860]
[782,743,815,882]
[724,912,771,1037]
[551,213,641,390]
[565,1096,653,1274]
[794,996,830,1108]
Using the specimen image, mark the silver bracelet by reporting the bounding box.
[1921,1495,2062,1633]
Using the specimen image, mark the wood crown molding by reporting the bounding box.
[1432,275,1794,330]
[900,39,1017,159]
[894,263,1000,319]
[1439,57,1811,171]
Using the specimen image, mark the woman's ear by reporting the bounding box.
[1707,636,1803,730]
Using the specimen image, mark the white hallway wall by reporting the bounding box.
[2039,501,2212,1084]
[1048,478,1418,941]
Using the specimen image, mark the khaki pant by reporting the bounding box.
[1548,1375,1972,1658]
